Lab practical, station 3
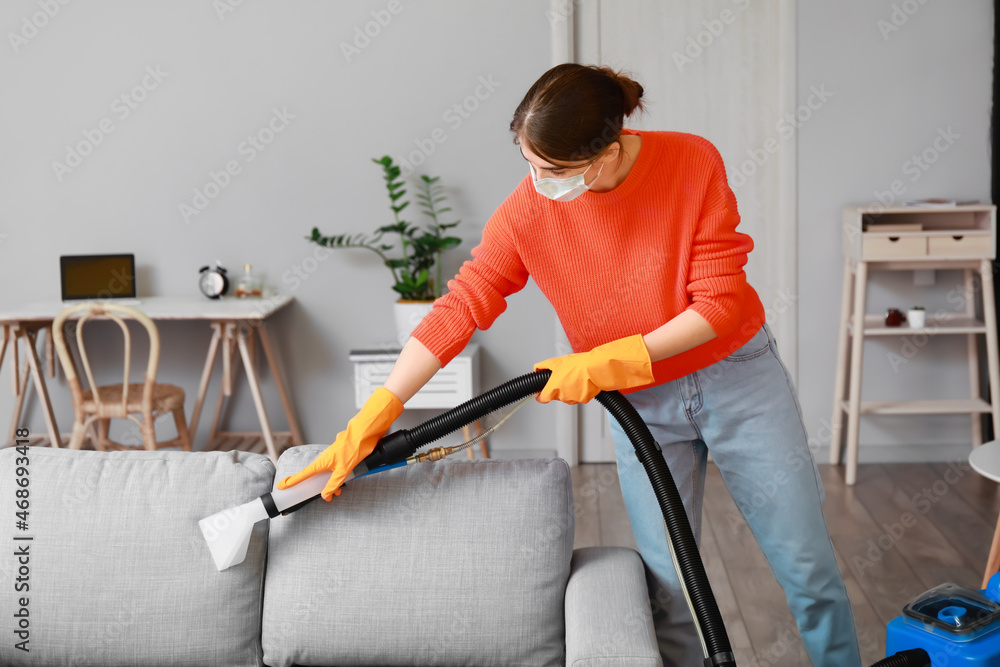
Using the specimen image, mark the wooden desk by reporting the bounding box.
[0,295,304,461]
[349,343,489,459]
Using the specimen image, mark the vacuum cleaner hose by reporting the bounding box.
[867,648,931,666]
[411,372,551,446]
[355,370,931,667]
[596,389,732,666]
[362,370,737,667]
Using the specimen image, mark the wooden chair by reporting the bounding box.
[52,302,192,451]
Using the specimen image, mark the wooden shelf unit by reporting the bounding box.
[830,203,999,485]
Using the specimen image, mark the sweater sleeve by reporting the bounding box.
[410,206,530,367]
[685,142,755,338]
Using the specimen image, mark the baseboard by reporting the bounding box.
[446,447,558,461]
[489,447,559,459]
[475,444,971,465]
[814,442,974,464]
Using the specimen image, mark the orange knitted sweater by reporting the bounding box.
[410,129,766,391]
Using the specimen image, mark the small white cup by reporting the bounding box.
[907,309,926,329]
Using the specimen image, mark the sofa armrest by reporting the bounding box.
[565,546,662,667]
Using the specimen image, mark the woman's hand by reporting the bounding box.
[276,387,404,501]
[533,334,654,404]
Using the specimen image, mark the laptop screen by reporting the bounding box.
[60,254,136,300]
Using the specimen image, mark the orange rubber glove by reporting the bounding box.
[276,387,404,501]
[534,334,655,405]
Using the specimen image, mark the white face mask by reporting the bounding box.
[530,160,605,202]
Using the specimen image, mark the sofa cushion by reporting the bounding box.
[262,449,575,667]
[0,447,274,667]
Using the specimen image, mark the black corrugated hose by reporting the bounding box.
[868,649,931,666]
[364,370,736,664]
[359,370,933,667]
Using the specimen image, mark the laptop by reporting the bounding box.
[60,254,141,305]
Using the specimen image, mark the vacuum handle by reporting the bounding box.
[267,471,341,514]
[264,431,415,517]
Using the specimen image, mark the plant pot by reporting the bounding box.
[394,299,435,346]
[907,308,926,329]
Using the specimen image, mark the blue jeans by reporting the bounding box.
[608,324,860,667]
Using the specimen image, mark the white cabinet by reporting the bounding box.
[348,343,488,459]
[349,343,480,409]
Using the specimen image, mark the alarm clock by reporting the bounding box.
[198,262,229,299]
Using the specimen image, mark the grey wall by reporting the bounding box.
[0,0,557,452]
[798,0,995,461]
[3,1,996,462]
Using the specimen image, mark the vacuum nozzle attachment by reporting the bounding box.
[200,470,341,571]
[199,498,269,572]
[199,428,419,572]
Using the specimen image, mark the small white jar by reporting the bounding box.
[907,308,926,329]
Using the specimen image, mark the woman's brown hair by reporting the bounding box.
[510,64,644,166]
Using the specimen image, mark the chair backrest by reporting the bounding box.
[52,302,160,413]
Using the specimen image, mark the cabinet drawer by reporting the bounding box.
[927,234,992,257]
[354,358,474,409]
[862,235,927,258]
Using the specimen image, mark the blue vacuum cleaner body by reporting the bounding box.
[885,573,1000,665]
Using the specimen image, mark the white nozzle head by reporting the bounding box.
[199,499,268,571]
[199,471,339,572]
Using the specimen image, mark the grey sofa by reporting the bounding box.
[0,445,662,666]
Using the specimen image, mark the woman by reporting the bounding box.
[279,64,861,666]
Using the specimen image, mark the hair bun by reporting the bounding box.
[594,66,644,119]
[614,71,645,118]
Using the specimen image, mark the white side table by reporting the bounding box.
[970,439,1000,587]
[348,343,488,459]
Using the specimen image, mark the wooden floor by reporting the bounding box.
[571,461,999,666]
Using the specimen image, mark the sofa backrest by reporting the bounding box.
[0,447,274,667]
[262,449,575,667]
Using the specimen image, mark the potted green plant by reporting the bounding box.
[307,155,461,345]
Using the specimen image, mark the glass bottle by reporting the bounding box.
[235,264,262,298]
